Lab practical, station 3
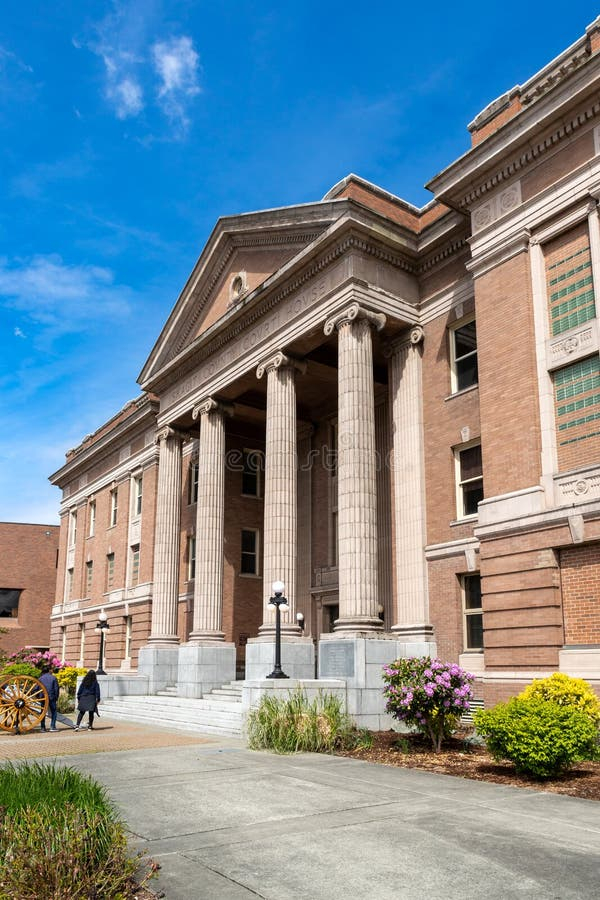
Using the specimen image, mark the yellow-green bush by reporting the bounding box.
[474,698,599,778]
[518,673,600,726]
[56,667,87,696]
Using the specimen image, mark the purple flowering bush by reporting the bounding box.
[382,656,475,752]
[5,648,69,674]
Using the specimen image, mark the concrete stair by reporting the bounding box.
[100,681,245,737]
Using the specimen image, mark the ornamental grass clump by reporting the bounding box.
[382,656,475,752]
[0,762,154,900]
[247,689,354,754]
[474,698,600,778]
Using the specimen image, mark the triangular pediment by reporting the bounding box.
[139,201,344,389]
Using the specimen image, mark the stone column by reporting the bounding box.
[245,351,315,680]
[189,398,232,641]
[148,426,183,645]
[138,426,183,692]
[386,327,435,647]
[256,351,306,634]
[324,303,386,633]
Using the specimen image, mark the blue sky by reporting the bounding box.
[0,1,596,524]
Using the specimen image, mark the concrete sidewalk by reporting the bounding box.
[37,735,600,900]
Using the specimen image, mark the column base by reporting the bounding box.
[187,631,226,643]
[177,643,236,698]
[332,617,384,635]
[245,637,315,681]
[138,646,179,693]
[391,623,435,643]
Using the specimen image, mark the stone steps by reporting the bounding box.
[100,688,244,737]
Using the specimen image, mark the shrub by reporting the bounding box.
[0,663,42,679]
[474,698,600,778]
[7,649,69,671]
[382,656,474,752]
[56,667,88,696]
[0,762,154,899]
[518,673,600,726]
[247,689,355,753]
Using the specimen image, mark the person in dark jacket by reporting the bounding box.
[39,665,60,732]
[75,669,101,731]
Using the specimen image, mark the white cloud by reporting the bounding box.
[0,254,132,336]
[110,74,144,118]
[152,36,200,128]
[14,327,26,338]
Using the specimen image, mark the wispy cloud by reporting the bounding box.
[14,327,26,338]
[152,36,200,130]
[11,152,93,200]
[0,254,132,337]
[0,45,33,74]
[82,2,201,135]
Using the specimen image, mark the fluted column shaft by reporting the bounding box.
[324,303,385,632]
[189,399,231,641]
[387,327,433,640]
[257,352,305,635]
[149,427,183,645]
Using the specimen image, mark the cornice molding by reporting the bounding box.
[466,228,531,279]
[459,99,600,209]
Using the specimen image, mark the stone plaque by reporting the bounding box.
[320,642,354,678]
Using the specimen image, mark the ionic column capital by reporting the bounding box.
[383,325,424,358]
[324,303,386,336]
[256,351,306,380]
[155,425,189,446]
[191,397,234,421]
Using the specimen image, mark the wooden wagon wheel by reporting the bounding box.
[0,675,49,734]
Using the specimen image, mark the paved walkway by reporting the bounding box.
[5,720,599,900]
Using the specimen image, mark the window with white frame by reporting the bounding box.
[461,573,483,650]
[188,461,199,505]
[187,535,196,580]
[124,615,132,659]
[109,489,118,527]
[85,560,93,596]
[88,500,96,537]
[61,625,67,660]
[242,449,262,497]
[65,568,74,601]
[79,623,85,665]
[106,553,115,591]
[241,529,259,575]
[132,475,143,518]
[455,443,484,518]
[130,545,140,587]
[68,510,77,547]
[450,317,478,393]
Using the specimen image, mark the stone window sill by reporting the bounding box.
[444,383,479,402]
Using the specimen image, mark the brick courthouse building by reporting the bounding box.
[50,19,600,715]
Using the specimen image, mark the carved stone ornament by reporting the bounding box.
[191,397,234,420]
[323,302,386,336]
[256,351,306,380]
[382,324,424,358]
[154,424,190,444]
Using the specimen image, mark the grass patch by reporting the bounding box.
[0,762,153,900]
[247,689,356,754]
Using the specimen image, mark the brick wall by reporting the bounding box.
[560,543,600,644]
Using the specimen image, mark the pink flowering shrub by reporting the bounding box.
[382,656,475,752]
[6,649,70,673]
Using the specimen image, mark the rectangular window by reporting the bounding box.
[106,553,115,591]
[130,545,140,586]
[241,529,259,575]
[124,615,132,659]
[68,510,77,547]
[462,573,483,650]
[187,536,196,581]
[65,568,74,601]
[61,625,67,661]
[85,560,93,596]
[242,450,262,497]
[79,623,85,665]
[546,239,596,337]
[450,318,478,392]
[133,476,143,517]
[110,489,118,527]
[188,462,199,504]
[0,588,21,618]
[88,500,96,537]
[455,443,484,518]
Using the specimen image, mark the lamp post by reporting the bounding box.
[266,581,289,679]
[94,610,110,676]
